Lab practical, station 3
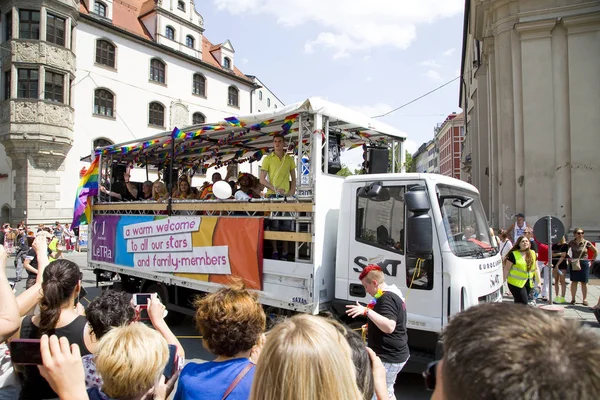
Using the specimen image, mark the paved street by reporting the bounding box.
[8,251,598,399]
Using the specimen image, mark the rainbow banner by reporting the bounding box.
[72,156,100,228]
[281,113,299,133]
[224,116,244,127]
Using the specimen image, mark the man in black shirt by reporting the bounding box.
[347,265,409,400]
[23,232,53,289]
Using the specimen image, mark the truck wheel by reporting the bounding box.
[145,283,182,326]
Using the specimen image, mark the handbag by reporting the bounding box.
[221,362,254,400]
[571,240,588,271]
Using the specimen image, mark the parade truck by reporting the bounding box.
[88,98,502,370]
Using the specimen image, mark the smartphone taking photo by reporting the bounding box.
[9,339,43,365]
[133,293,152,307]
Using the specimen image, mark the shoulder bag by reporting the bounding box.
[571,240,588,271]
[221,362,254,400]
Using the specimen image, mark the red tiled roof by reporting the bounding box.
[80,0,252,82]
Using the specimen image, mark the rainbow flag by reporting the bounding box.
[281,113,299,133]
[72,156,100,228]
[225,116,243,127]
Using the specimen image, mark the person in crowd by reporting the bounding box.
[249,314,364,400]
[0,245,19,344]
[83,291,184,391]
[174,281,265,400]
[87,323,178,400]
[260,134,297,260]
[551,235,569,304]
[346,265,409,400]
[138,180,154,200]
[1,236,50,398]
[100,170,138,201]
[63,223,75,253]
[428,303,600,400]
[489,227,500,249]
[234,173,257,200]
[498,229,513,260]
[15,259,92,400]
[339,324,389,400]
[507,212,531,243]
[53,222,63,246]
[228,180,238,197]
[23,231,54,289]
[3,224,15,256]
[173,176,196,200]
[199,173,223,200]
[522,227,541,301]
[13,228,29,282]
[503,236,541,305]
[153,180,169,202]
[568,228,598,306]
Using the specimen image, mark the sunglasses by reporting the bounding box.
[423,360,439,391]
[576,232,584,235]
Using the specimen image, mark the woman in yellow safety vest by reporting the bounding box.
[503,236,541,304]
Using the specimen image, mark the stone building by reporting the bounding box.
[459,0,600,236]
[0,0,275,225]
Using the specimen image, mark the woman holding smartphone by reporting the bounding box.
[15,259,92,400]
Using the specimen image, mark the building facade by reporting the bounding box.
[247,75,284,113]
[0,0,277,225]
[460,0,600,236]
[426,140,439,174]
[412,142,429,173]
[435,113,464,179]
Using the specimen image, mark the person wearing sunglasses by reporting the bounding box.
[568,228,597,306]
[423,302,600,399]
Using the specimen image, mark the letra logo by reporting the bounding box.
[353,255,401,277]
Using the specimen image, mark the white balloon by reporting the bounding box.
[213,180,232,199]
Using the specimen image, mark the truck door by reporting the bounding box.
[346,181,441,333]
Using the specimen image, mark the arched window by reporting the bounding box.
[177,1,185,11]
[165,26,175,40]
[94,88,114,117]
[149,59,165,83]
[185,35,194,48]
[227,86,238,107]
[148,102,164,127]
[93,138,113,149]
[94,1,107,17]
[193,112,205,125]
[192,74,205,96]
[258,90,262,100]
[95,39,115,68]
[267,98,271,107]
[223,57,231,69]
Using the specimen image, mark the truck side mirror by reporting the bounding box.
[405,187,433,257]
[358,182,383,199]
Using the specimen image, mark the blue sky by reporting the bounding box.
[197,0,465,168]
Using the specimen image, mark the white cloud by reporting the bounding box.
[443,48,456,56]
[213,0,464,58]
[404,139,418,154]
[363,55,371,62]
[425,69,442,81]
[365,76,373,82]
[420,59,442,69]
[347,103,394,118]
[241,57,249,64]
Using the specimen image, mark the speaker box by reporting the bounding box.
[162,165,179,190]
[327,134,342,174]
[111,164,127,183]
[368,147,389,174]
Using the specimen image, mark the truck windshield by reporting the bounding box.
[438,185,496,258]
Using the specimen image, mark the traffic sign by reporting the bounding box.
[533,217,564,245]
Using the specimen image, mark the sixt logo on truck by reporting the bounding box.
[353,256,401,277]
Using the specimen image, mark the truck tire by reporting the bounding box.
[145,283,183,326]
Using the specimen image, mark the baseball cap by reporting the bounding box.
[516,213,525,218]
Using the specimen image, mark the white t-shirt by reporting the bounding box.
[499,239,513,259]
[513,221,527,242]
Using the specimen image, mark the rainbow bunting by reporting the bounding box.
[281,113,299,133]
[249,119,274,130]
[72,156,100,229]
[225,117,243,127]
[172,127,187,140]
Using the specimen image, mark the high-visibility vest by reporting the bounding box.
[507,250,536,288]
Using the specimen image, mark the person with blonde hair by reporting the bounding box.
[174,281,266,400]
[88,322,174,400]
[250,314,364,400]
[152,180,169,202]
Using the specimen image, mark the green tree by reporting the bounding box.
[404,151,413,172]
[336,164,354,177]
